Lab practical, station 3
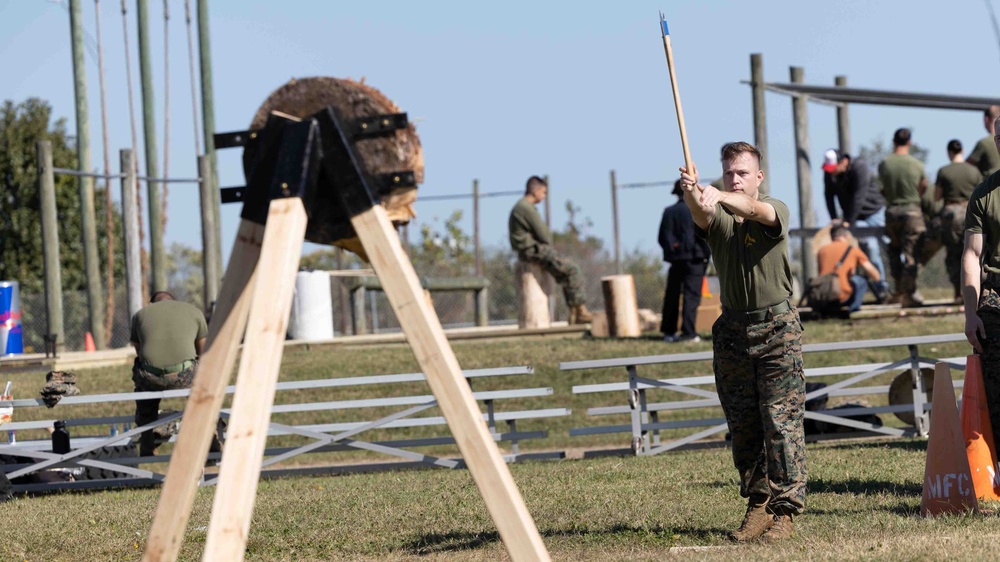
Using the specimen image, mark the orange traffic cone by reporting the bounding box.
[960,355,1000,500]
[922,362,978,516]
[701,276,712,298]
[84,332,96,353]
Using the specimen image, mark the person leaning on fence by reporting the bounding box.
[130,291,222,458]
[658,179,710,343]
[814,223,884,313]
[963,114,1000,454]
[508,175,592,324]
[934,139,983,302]
[679,141,805,544]
[878,128,928,308]
[821,148,888,293]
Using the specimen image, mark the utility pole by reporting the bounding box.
[790,66,817,286]
[69,0,107,349]
[198,0,223,276]
[750,53,770,195]
[137,0,166,291]
[835,75,851,154]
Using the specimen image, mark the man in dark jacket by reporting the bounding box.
[658,180,711,342]
[822,149,888,301]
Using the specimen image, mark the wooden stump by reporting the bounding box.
[516,261,550,329]
[601,275,641,338]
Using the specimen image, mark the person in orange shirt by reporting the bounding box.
[817,223,884,312]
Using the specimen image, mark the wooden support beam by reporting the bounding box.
[202,198,308,562]
[142,219,265,562]
[352,205,550,562]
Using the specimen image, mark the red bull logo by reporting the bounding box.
[0,281,23,356]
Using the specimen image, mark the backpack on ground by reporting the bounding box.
[805,246,853,311]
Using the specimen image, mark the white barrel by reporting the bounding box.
[287,271,335,341]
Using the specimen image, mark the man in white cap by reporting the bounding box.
[822,148,888,302]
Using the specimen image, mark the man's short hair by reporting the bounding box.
[150,291,175,303]
[525,175,547,195]
[986,105,1000,120]
[892,128,912,147]
[947,139,963,154]
[720,141,763,166]
[831,225,850,239]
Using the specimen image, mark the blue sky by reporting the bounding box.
[3,0,1000,267]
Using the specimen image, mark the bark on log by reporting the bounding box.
[247,77,423,258]
[601,274,641,337]
[516,261,550,329]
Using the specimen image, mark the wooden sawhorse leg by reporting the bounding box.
[352,206,550,561]
[201,198,308,561]
[143,219,265,562]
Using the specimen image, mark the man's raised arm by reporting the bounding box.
[679,164,714,230]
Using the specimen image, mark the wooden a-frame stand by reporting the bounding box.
[141,110,550,562]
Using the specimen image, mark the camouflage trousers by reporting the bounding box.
[885,205,926,295]
[976,286,1000,454]
[940,202,968,298]
[132,358,222,457]
[713,304,806,515]
[522,244,587,307]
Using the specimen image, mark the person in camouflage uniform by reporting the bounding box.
[878,128,929,308]
[679,142,805,544]
[131,291,222,458]
[934,139,983,301]
[508,176,592,324]
[964,115,1000,455]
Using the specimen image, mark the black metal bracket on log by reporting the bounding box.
[213,113,407,148]
[215,107,416,245]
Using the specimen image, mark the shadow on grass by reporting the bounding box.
[808,501,919,517]
[816,439,927,453]
[403,523,731,555]
[808,477,922,497]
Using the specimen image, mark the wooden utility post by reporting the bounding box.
[137,0,166,292]
[610,170,621,275]
[835,75,851,154]
[199,155,221,310]
[750,53,770,195]
[790,66,817,286]
[473,179,481,276]
[69,0,106,349]
[198,0,223,277]
[121,150,144,319]
[37,141,65,353]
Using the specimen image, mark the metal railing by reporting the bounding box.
[563,333,967,455]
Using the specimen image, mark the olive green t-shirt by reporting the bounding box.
[936,161,982,204]
[508,197,551,256]
[130,300,208,369]
[965,170,1000,276]
[878,153,926,208]
[968,136,1000,177]
[697,194,793,311]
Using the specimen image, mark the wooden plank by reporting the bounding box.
[352,205,550,562]
[202,198,308,562]
[142,219,265,562]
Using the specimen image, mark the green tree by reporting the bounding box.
[165,243,204,310]
[0,98,124,294]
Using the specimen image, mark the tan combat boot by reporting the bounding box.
[760,514,794,544]
[901,291,925,308]
[729,501,772,542]
[569,304,593,324]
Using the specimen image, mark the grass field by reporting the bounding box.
[3,313,991,561]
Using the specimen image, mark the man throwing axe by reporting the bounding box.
[679,142,806,543]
